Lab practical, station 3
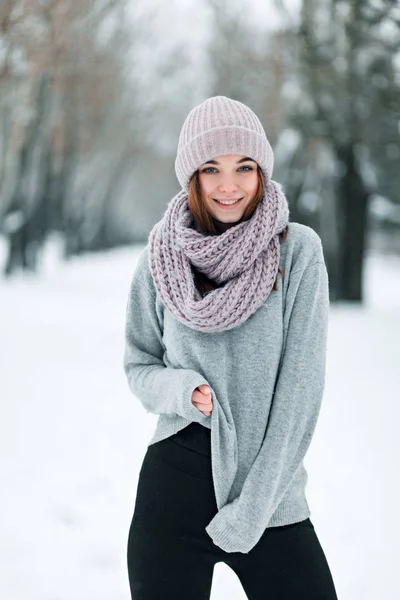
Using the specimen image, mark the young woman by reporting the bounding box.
[123,95,339,599]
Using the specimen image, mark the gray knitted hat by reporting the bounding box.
[174,95,274,192]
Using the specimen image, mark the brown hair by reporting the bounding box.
[187,165,289,297]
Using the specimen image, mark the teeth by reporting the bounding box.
[216,198,241,205]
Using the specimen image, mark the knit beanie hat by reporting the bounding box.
[174,95,274,192]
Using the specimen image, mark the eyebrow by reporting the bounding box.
[202,157,256,166]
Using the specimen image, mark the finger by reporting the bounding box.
[193,401,212,411]
[194,406,212,416]
[194,393,210,403]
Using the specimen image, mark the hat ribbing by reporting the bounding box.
[174,95,274,191]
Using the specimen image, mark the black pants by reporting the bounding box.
[127,435,339,599]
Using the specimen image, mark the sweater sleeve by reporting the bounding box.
[123,264,212,425]
[205,260,330,553]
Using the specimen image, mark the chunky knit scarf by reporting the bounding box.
[148,179,290,332]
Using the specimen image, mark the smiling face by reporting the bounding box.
[198,154,259,223]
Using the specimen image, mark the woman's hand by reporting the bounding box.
[192,384,213,416]
[192,385,215,543]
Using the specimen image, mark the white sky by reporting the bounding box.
[127,0,302,46]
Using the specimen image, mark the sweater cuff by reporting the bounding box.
[205,501,257,554]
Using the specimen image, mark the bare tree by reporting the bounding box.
[283,0,400,301]
[0,0,146,274]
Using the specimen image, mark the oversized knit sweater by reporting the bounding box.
[123,222,330,554]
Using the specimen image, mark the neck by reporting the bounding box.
[213,217,241,234]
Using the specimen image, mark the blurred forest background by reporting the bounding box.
[0,0,399,301]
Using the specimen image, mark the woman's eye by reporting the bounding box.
[201,166,253,174]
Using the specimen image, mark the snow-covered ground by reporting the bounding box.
[1,236,399,600]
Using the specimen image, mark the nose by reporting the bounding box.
[217,174,239,194]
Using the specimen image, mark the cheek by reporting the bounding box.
[198,176,214,196]
[244,173,259,194]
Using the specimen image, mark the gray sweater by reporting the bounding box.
[123,222,329,554]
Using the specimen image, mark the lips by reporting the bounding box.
[213,197,244,203]
[213,196,244,203]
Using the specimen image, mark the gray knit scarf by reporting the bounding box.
[148,179,290,332]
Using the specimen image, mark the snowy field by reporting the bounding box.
[1,235,399,600]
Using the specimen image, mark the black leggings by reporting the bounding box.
[127,435,339,599]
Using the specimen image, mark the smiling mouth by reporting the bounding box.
[213,197,244,206]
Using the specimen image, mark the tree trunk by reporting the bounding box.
[335,143,370,301]
[3,74,50,275]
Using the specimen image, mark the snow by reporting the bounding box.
[369,194,400,225]
[0,236,399,599]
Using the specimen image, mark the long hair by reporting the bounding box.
[187,165,289,297]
